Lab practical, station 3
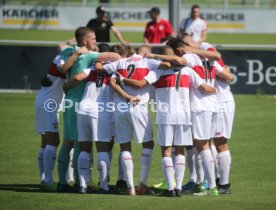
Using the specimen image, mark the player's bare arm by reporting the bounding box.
[63,71,88,92]
[96,52,122,63]
[198,83,217,94]
[190,48,221,61]
[217,65,233,83]
[95,61,105,72]
[144,52,187,66]
[109,77,140,105]
[60,47,89,74]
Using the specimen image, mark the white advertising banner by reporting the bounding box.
[1,5,276,33]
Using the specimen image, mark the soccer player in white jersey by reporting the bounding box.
[35,55,66,191]
[145,38,232,196]
[95,45,171,195]
[35,46,89,191]
[180,33,234,194]
[62,45,134,194]
[119,57,217,197]
[179,5,207,43]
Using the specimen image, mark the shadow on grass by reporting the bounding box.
[0,184,41,193]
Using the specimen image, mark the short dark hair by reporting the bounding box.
[191,4,200,11]
[98,43,110,52]
[166,38,188,54]
[111,44,128,58]
[177,32,190,41]
[160,45,174,55]
[137,44,151,54]
[75,26,94,46]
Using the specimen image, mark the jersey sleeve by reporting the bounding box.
[103,60,120,74]
[189,68,204,89]
[60,47,75,61]
[212,61,224,75]
[82,68,92,76]
[144,69,163,84]
[146,58,162,70]
[183,54,195,67]
[53,55,65,71]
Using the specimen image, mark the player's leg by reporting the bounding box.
[158,125,175,197]
[66,148,74,184]
[214,137,231,194]
[77,113,93,194]
[57,108,74,191]
[213,100,234,194]
[78,141,92,193]
[182,145,197,191]
[131,105,154,193]
[38,134,46,183]
[192,111,218,196]
[96,142,111,193]
[114,108,135,195]
[174,125,192,196]
[120,142,135,195]
[43,132,60,185]
[209,140,220,184]
[94,118,113,193]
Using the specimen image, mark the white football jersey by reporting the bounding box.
[180,18,207,42]
[78,66,115,120]
[145,67,203,125]
[184,53,221,112]
[35,55,65,109]
[200,43,234,102]
[103,54,161,104]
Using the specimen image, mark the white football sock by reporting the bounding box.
[171,147,176,166]
[43,145,57,184]
[121,151,134,188]
[210,144,220,179]
[37,147,45,181]
[78,151,90,188]
[175,155,185,190]
[217,150,231,185]
[98,152,110,191]
[186,147,197,183]
[162,157,175,191]
[194,148,204,184]
[140,148,153,185]
[200,149,216,189]
[67,148,74,182]
[117,151,124,181]
[87,152,94,184]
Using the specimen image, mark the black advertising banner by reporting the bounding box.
[0,46,275,94]
[221,50,276,94]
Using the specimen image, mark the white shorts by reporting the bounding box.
[191,111,217,140]
[77,114,112,142]
[213,100,235,139]
[157,124,193,146]
[114,104,153,144]
[35,104,59,134]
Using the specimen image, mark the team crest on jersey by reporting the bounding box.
[159,25,164,31]
[101,22,107,28]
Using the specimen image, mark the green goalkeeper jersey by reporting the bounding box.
[61,46,100,101]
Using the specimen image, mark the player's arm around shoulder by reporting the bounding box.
[217,65,233,83]
[144,52,187,66]
[63,70,89,93]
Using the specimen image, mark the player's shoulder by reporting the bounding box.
[200,42,215,51]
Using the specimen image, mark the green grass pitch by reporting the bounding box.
[0,29,276,45]
[0,93,276,210]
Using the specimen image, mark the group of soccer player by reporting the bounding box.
[35,26,234,197]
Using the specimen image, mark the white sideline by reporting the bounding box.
[0,89,37,93]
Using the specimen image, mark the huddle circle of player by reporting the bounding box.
[35,22,234,197]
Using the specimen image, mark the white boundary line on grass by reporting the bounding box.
[1,39,276,50]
